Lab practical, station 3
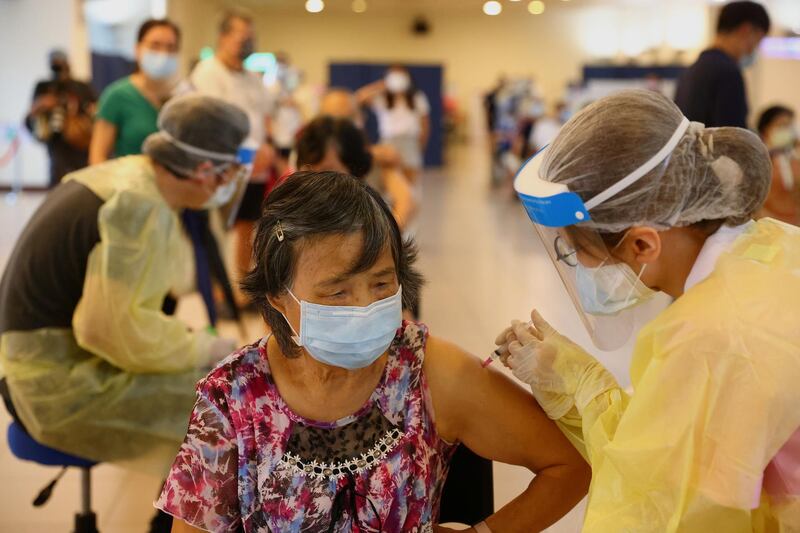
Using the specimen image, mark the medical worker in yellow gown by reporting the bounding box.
[0,94,249,474]
[499,89,800,531]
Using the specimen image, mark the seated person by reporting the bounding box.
[0,94,248,475]
[296,115,374,179]
[274,114,415,232]
[158,171,590,532]
[756,105,800,225]
[320,89,417,229]
[311,99,491,525]
[320,88,403,168]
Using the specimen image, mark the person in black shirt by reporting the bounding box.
[674,1,770,128]
[24,50,96,186]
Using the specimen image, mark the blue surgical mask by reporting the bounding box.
[740,51,757,69]
[283,286,403,369]
[576,261,654,315]
[140,51,178,80]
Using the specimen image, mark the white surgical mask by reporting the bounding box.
[283,286,403,369]
[200,162,252,209]
[775,153,796,191]
[140,51,178,80]
[201,178,238,209]
[576,260,655,315]
[385,72,410,93]
[768,127,797,152]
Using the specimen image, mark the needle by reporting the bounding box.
[482,320,533,368]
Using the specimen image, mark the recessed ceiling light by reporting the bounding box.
[483,1,502,16]
[352,0,367,13]
[305,0,324,13]
[528,1,545,15]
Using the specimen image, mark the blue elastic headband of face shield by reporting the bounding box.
[237,146,255,165]
[513,116,690,228]
[513,147,591,227]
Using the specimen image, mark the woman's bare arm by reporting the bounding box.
[425,335,590,532]
[88,119,117,165]
[355,80,386,106]
[382,167,416,229]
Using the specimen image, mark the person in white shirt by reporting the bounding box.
[357,65,430,186]
[190,9,275,308]
[529,101,568,154]
[269,52,305,171]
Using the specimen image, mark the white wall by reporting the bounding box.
[0,0,89,189]
[169,1,713,124]
[748,56,800,128]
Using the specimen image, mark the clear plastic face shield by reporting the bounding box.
[220,146,256,227]
[513,117,690,350]
[159,124,255,222]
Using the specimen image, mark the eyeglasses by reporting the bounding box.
[554,236,578,267]
[204,162,244,184]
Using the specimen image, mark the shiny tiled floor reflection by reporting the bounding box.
[0,143,662,531]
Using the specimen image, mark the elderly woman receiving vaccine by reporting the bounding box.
[158,171,589,533]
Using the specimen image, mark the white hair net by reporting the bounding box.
[541,89,772,233]
[143,94,250,176]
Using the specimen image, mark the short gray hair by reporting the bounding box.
[241,171,423,357]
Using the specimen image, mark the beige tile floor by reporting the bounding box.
[0,142,665,532]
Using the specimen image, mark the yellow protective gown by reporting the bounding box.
[555,219,800,532]
[1,156,215,474]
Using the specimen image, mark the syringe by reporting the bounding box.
[482,320,533,368]
[481,346,508,368]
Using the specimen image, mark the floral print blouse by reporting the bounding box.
[156,321,456,532]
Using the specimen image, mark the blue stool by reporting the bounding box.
[7,422,99,533]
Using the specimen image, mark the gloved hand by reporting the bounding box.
[495,310,619,420]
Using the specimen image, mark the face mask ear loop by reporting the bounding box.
[595,229,633,269]
[621,263,649,308]
[282,287,303,345]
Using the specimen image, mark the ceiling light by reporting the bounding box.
[528,1,545,15]
[305,0,324,13]
[483,1,502,16]
[352,0,367,13]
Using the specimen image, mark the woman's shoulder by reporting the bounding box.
[97,77,136,120]
[397,320,429,347]
[392,323,478,385]
[196,338,272,412]
[99,77,134,102]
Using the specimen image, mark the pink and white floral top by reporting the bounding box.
[156,321,456,532]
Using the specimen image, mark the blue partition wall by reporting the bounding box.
[329,62,444,167]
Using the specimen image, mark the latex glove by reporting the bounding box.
[496,311,619,420]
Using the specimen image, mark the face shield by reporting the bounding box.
[220,145,256,227]
[158,125,255,221]
[514,117,689,350]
